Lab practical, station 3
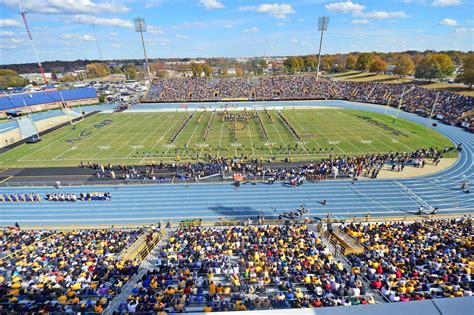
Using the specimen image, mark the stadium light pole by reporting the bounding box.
[134,17,152,84]
[426,92,440,129]
[316,16,330,81]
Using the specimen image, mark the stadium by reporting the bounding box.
[0,1,473,315]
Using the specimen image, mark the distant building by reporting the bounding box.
[20,73,53,83]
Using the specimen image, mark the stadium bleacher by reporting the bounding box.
[143,76,473,127]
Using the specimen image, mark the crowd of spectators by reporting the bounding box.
[343,218,473,303]
[144,76,473,127]
[45,192,112,202]
[80,145,454,184]
[0,193,41,202]
[0,228,142,313]
[125,224,374,313]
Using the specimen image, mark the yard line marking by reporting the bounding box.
[296,109,345,153]
[339,111,417,152]
[95,113,159,160]
[17,114,105,162]
[144,117,181,160]
[64,114,137,161]
[247,123,256,157]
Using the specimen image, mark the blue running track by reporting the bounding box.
[0,100,472,227]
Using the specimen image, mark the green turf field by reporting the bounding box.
[0,108,455,168]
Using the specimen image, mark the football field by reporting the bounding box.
[0,108,455,168]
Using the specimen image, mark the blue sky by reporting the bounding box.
[0,0,473,65]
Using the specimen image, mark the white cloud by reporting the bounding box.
[244,27,260,32]
[0,44,18,49]
[0,31,15,37]
[455,27,473,32]
[148,26,164,34]
[60,33,96,41]
[277,22,285,26]
[225,24,234,28]
[109,32,118,36]
[291,39,298,42]
[160,38,171,46]
[351,19,369,24]
[439,18,458,25]
[239,3,295,19]
[356,10,407,19]
[176,34,190,39]
[431,0,462,6]
[0,18,22,27]
[198,0,224,10]
[145,0,163,9]
[298,18,304,22]
[2,0,129,15]
[325,1,364,14]
[69,15,133,28]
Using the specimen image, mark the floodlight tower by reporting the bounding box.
[134,17,152,83]
[20,10,48,84]
[316,16,330,81]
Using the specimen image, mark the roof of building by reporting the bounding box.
[0,88,97,111]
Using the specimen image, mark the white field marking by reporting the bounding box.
[196,143,209,148]
[270,116,290,150]
[314,111,369,153]
[392,139,399,143]
[98,145,111,150]
[217,121,225,157]
[66,114,135,160]
[230,143,242,147]
[339,111,416,152]
[247,123,256,156]
[328,140,341,145]
[295,110,342,152]
[163,119,189,156]
[277,112,307,152]
[361,140,372,144]
[106,113,167,160]
[131,145,144,149]
[264,142,276,146]
[143,117,181,161]
[52,115,130,161]
[18,114,106,161]
[69,146,77,151]
[185,116,202,148]
[164,144,176,148]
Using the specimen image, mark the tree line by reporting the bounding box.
[283,52,473,86]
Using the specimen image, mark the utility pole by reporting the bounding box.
[316,16,330,81]
[134,17,152,84]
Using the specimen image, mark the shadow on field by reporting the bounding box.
[208,204,264,220]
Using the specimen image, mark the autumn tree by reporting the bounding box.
[0,69,28,89]
[191,63,203,77]
[304,55,318,72]
[356,53,374,71]
[457,54,474,88]
[393,54,415,76]
[235,67,244,77]
[415,54,455,81]
[203,63,213,78]
[369,56,388,73]
[86,63,109,78]
[345,54,357,70]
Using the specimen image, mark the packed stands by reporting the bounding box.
[143,76,473,127]
[343,218,473,302]
[126,224,376,313]
[0,228,142,313]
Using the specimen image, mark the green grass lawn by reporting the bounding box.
[0,108,455,168]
